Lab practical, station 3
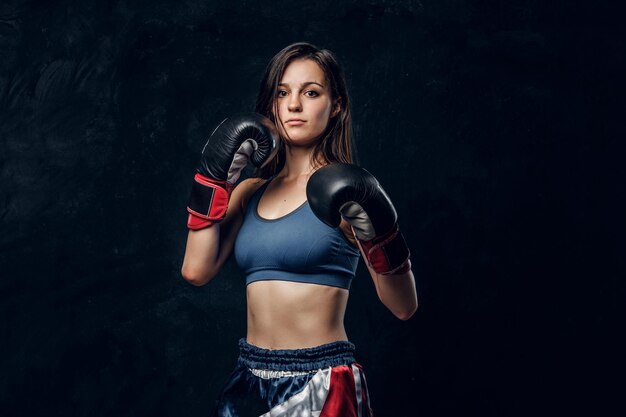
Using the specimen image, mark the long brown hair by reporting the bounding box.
[254,42,355,178]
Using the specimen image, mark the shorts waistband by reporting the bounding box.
[237,338,356,372]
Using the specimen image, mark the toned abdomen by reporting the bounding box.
[246,280,349,350]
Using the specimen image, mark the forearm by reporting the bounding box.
[181,224,221,286]
[368,263,418,320]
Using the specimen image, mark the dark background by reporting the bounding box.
[1,0,623,416]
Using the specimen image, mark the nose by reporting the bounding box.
[287,94,301,112]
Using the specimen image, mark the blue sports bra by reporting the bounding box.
[234,177,360,289]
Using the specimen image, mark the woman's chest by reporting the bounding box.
[256,178,308,220]
[236,206,341,271]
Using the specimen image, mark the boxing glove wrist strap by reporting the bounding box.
[186,173,233,230]
[356,223,412,275]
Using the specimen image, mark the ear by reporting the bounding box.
[331,97,342,118]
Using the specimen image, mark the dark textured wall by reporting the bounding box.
[1,1,622,416]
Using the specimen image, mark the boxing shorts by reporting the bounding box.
[211,338,373,417]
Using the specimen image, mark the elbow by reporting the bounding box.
[394,308,416,321]
[180,265,213,287]
[393,301,418,321]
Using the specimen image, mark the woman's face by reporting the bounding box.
[274,59,339,146]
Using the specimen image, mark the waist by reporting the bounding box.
[237,338,356,372]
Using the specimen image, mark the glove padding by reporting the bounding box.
[306,163,411,275]
[187,113,278,230]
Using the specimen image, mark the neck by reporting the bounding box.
[278,145,320,180]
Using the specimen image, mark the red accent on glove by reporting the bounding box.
[187,213,213,230]
[356,223,412,275]
[186,173,234,230]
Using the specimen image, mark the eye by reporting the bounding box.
[304,90,319,97]
[277,90,288,98]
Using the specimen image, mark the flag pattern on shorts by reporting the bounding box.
[259,363,373,417]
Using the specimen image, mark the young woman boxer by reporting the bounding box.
[182,42,417,417]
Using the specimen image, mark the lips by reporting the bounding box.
[285,118,305,126]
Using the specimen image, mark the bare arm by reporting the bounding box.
[340,219,418,320]
[181,178,264,286]
[366,262,417,320]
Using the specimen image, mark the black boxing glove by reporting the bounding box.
[306,163,411,275]
[187,113,278,230]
